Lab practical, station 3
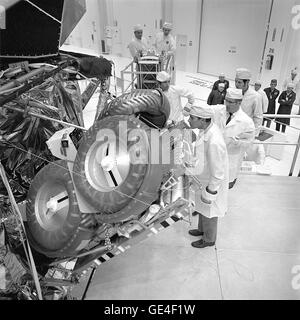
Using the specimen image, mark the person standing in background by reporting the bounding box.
[275,83,296,133]
[235,68,263,136]
[207,83,226,105]
[263,79,280,128]
[128,24,149,62]
[254,80,269,114]
[154,22,176,57]
[282,68,300,114]
[212,73,230,92]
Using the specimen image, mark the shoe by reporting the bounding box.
[228,179,237,189]
[192,211,200,216]
[191,239,215,248]
[188,229,204,237]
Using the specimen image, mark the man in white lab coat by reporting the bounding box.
[156,71,194,124]
[154,22,176,57]
[128,24,149,62]
[186,104,229,248]
[235,68,263,136]
[223,88,255,189]
[254,80,269,114]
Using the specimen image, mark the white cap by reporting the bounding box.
[255,80,262,85]
[156,71,171,82]
[163,22,173,30]
[188,104,214,119]
[219,73,225,77]
[226,88,243,100]
[291,69,298,75]
[149,204,160,214]
[133,24,143,32]
[236,68,252,80]
[287,82,295,89]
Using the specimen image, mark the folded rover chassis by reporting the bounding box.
[41,195,192,299]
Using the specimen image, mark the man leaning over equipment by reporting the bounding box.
[156,71,194,125]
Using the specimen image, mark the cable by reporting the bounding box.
[25,0,61,24]
[3,140,157,209]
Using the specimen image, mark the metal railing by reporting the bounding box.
[260,114,300,177]
[120,55,175,94]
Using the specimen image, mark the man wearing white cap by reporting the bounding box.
[254,80,269,114]
[207,82,226,105]
[283,68,300,113]
[212,73,230,92]
[185,104,229,248]
[224,88,255,188]
[156,71,194,124]
[275,83,296,133]
[235,68,263,135]
[128,24,150,61]
[154,22,176,56]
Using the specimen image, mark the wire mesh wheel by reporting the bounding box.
[73,115,164,223]
[26,160,95,258]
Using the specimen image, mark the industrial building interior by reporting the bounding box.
[0,0,300,301]
[65,0,300,300]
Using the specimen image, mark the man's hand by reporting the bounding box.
[201,194,212,205]
[200,186,217,205]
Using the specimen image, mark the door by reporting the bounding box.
[176,34,187,71]
[66,0,102,53]
[198,0,271,81]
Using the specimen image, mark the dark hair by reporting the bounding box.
[236,78,249,85]
[204,118,211,123]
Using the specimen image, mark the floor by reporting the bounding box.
[84,175,300,300]
[62,49,300,300]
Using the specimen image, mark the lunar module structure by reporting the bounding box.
[0,0,192,299]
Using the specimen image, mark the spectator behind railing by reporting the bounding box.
[263,79,280,128]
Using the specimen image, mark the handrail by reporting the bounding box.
[263,114,300,119]
[289,133,300,176]
[253,141,297,146]
[119,54,175,94]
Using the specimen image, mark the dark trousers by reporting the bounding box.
[275,105,291,133]
[263,104,275,128]
[263,118,271,128]
[275,122,287,133]
[198,214,218,243]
